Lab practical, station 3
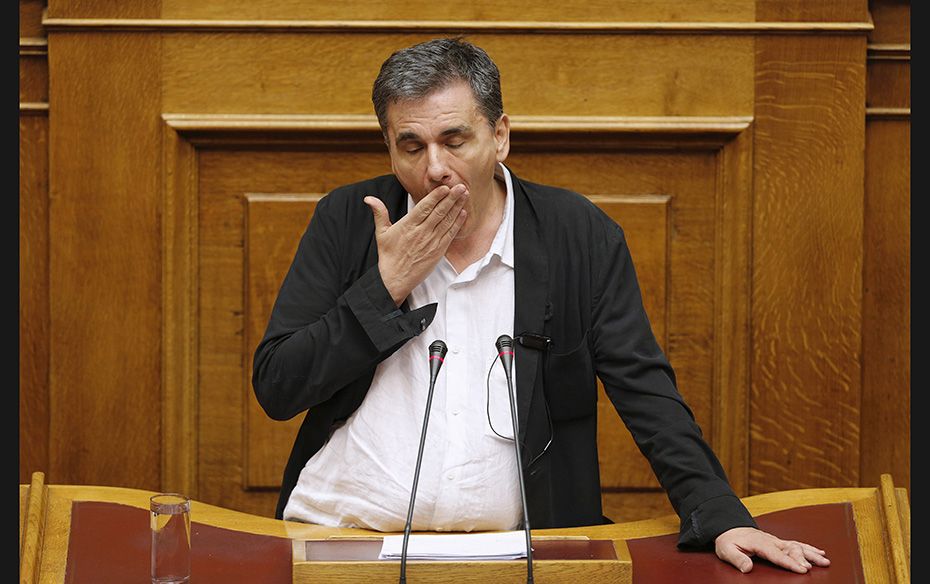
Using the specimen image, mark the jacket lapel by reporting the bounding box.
[511,169,550,443]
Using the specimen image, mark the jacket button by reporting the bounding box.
[419,318,427,331]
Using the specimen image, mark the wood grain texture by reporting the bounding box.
[159,0,756,23]
[244,195,322,489]
[20,472,47,584]
[592,196,668,491]
[601,491,674,524]
[867,60,910,108]
[19,54,48,103]
[162,33,754,117]
[750,35,866,492]
[19,0,46,38]
[20,114,50,485]
[711,126,753,497]
[860,120,909,494]
[161,122,199,497]
[878,475,909,583]
[45,0,159,19]
[19,476,909,584]
[756,0,867,22]
[868,0,910,44]
[47,33,163,490]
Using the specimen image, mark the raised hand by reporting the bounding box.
[363,183,469,306]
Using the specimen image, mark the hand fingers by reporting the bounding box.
[363,196,392,233]
[412,184,468,228]
[756,541,810,574]
[408,185,452,224]
[716,543,755,574]
[798,542,831,566]
[432,188,469,236]
[438,207,468,247]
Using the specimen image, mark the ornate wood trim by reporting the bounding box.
[43,18,874,34]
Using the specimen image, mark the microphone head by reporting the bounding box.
[495,334,513,352]
[429,340,448,359]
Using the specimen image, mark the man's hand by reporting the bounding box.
[715,527,830,573]
[364,184,468,306]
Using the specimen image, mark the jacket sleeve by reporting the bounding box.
[251,192,437,422]
[589,219,757,548]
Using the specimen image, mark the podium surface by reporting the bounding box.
[20,472,909,583]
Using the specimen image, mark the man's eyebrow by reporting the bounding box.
[439,125,472,138]
[394,125,473,146]
[394,131,420,145]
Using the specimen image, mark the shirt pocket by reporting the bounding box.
[545,331,597,422]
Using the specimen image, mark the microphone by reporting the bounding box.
[399,340,447,584]
[495,334,534,584]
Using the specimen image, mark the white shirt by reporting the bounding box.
[283,164,521,532]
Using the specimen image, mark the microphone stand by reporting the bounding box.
[399,340,447,584]
[496,334,534,584]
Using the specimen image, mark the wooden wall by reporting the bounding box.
[19,0,909,522]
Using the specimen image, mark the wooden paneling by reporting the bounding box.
[867,61,909,108]
[860,1,909,494]
[19,0,46,37]
[45,0,159,19]
[47,33,163,490]
[20,0,49,485]
[244,195,322,489]
[162,34,754,117]
[20,115,49,484]
[19,54,48,103]
[159,0,756,22]
[595,197,669,492]
[750,35,866,493]
[868,0,910,44]
[24,0,902,531]
[756,0,867,22]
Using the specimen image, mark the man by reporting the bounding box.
[252,38,830,574]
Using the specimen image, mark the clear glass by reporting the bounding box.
[150,493,191,584]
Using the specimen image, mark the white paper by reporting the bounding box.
[378,530,528,561]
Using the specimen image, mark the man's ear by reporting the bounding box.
[495,114,511,162]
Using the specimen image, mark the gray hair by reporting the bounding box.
[371,38,503,133]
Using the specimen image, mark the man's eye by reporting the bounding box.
[405,147,422,154]
[447,142,464,149]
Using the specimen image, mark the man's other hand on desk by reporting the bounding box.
[715,527,831,574]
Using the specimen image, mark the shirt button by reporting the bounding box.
[446,474,454,481]
[452,410,460,416]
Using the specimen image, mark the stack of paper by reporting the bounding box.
[378,530,528,561]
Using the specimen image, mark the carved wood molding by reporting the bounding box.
[20,37,48,56]
[867,44,910,61]
[866,108,910,120]
[43,18,873,35]
[19,102,49,116]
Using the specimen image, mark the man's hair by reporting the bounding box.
[372,37,503,133]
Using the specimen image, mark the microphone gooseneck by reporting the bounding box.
[495,334,534,584]
[399,340,447,584]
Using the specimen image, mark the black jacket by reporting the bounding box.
[252,167,757,547]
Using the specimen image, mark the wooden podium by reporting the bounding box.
[20,471,909,583]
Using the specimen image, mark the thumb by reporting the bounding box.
[363,196,392,233]
[717,544,754,573]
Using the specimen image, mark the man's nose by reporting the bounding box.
[426,145,452,184]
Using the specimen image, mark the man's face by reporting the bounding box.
[384,81,510,218]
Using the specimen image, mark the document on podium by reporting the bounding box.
[378,530,528,561]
